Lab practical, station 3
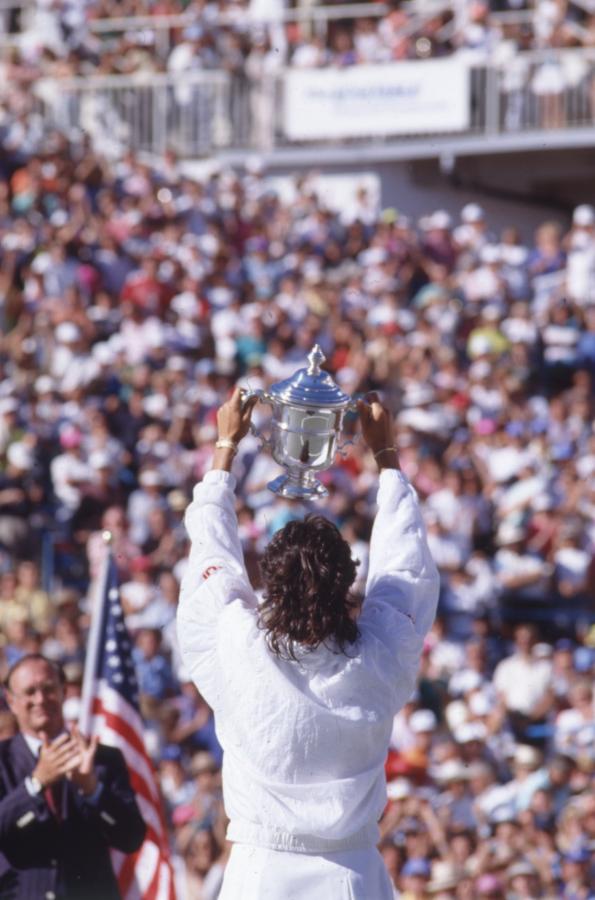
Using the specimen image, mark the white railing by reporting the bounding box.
[34,69,234,157]
[30,49,595,158]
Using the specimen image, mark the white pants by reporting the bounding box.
[218,844,394,900]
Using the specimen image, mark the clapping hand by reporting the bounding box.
[67,725,100,796]
[32,733,82,787]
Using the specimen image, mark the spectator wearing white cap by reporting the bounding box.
[426,858,466,898]
[500,300,539,349]
[433,758,476,830]
[421,210,457,273]
[552,526,592,604]
[31,375,61,435]
[492,520,554,607]
[501,744,546,813]
[49,424,90,522]
[566,204,595,306]
[459,202,489,251]
[389,693,424,754]
[460,243,506,306]
[410,708,438,737]
[494,458,548,523]
[553,678,595,759]
[290,32,331,68]
[394,708,439,778]
[127,467,169,546]
[56,334,101,396]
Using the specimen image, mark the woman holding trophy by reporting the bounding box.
[177,350,439,899]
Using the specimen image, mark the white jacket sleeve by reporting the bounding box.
[176,469,257,704]
[364,468,439,635]
[359,469,439,704]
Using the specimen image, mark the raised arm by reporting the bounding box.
[177,388,258,699]
[358,396,439,640]
[181,386,258,585]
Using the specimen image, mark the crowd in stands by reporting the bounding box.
[0,76,594,896]
[2,0,595,81]
[3,0,595,150]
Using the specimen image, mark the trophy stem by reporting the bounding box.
[267,468,328,500]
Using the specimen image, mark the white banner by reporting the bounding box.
[283,59,470,141]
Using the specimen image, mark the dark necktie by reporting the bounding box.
[44,781,63,821]
[37,747,63,821]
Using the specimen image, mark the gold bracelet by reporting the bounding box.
[373,447,396,459]
[215,439,238,455]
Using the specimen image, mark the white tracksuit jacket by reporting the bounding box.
[177,467,439,899]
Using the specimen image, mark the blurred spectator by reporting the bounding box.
[493,624,553,745]
[133,626,179,701]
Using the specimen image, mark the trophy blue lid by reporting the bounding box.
[268,345,351,408]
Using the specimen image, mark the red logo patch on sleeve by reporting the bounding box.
[202,565,222,581]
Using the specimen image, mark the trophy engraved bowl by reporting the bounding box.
[245,345,356,499]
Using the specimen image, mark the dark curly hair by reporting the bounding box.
[258,515,360,660]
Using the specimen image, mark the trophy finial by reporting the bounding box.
[307,344,326,375]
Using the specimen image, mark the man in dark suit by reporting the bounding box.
[0,654,146,899]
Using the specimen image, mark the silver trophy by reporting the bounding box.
[244,345,357,499]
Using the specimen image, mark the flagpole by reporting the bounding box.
[79,530,113,736]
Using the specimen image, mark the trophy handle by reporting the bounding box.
[336,399,360,457]
[241,388,264,408]
[335,434,359,458]
[241,389,274,449]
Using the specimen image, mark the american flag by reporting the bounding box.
[80,551,176,900]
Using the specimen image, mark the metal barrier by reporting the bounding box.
[35,70,233,158]
[31,50,595,158]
